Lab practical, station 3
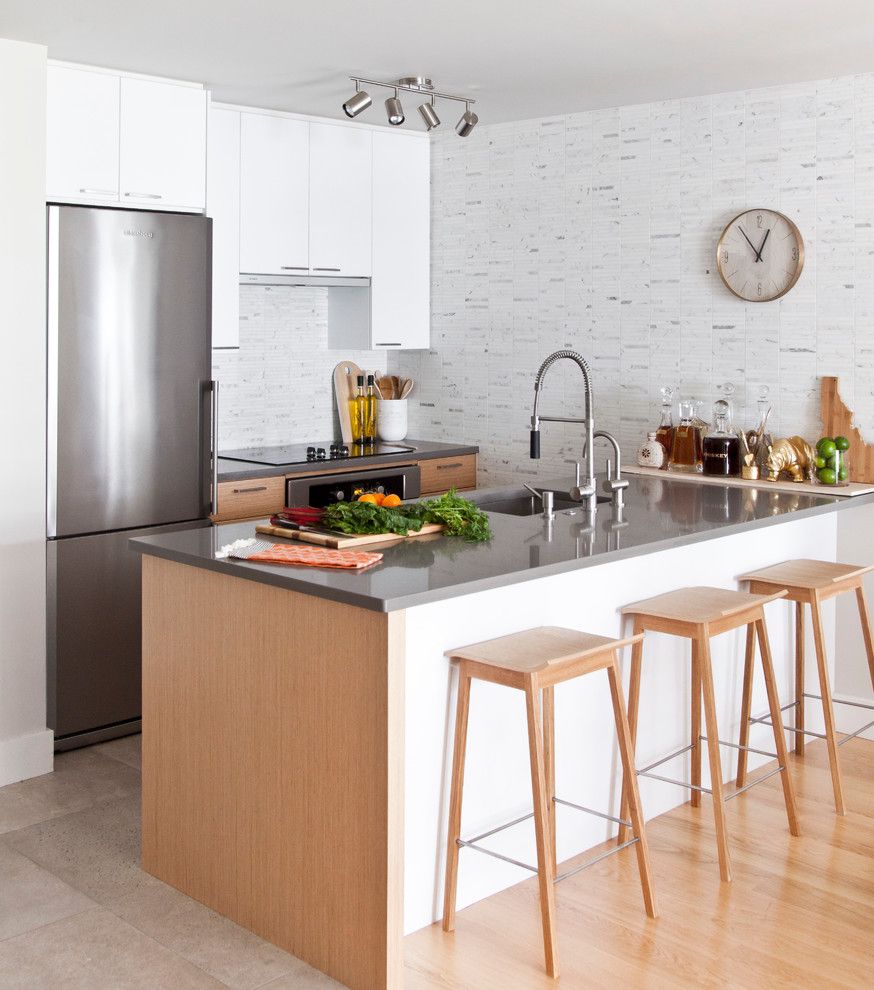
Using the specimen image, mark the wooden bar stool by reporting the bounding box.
[618,587,800,883]
[442,627,658,979]
[737,559,874,815]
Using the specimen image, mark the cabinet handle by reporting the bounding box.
[232,485,268,494]
[124,191,163,199]
[79,187,116,195]
[436,463,464,470]
[313,267,341,272]
[280,266,308,271]
[375,342,402,347]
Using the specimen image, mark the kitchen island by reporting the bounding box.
[131,475,873,990]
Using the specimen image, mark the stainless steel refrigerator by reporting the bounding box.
[46,205,215,750]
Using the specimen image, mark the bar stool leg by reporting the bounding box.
[691,637,703,807]
[442,666,472,933]
[809,592,846,816]
[795,602,806,756]
[542,685,557,880]
[855,583,874,691]
[698,630,732,883]
[735,623,755,788]
[618,621,643,845]
[524,681,559,978]
[607,653,658,919]
[755,613,800,836]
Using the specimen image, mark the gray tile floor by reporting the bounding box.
[0,737,342,989]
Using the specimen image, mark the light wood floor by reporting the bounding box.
[404,737,874,989]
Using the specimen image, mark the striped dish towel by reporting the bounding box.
[228,539,382,571]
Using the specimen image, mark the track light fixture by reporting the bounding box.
[385,88,405,125]
[342,80,372,118]
[418,96,440,131]
[455,101,478,138]
[341,76,477,136]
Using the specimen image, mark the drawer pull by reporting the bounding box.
[124,191,163,199]
[313,266,341,272]
[375,342,402,347]
[280,266,308,270]
[436,462,464,470]
[79,187,116,195]
[232,485,268,494]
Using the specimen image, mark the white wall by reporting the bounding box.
[391,72,874,487]
[212,285,386,449]
[0,38,53,784]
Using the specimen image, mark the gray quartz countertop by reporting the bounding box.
[131,473,874,613]
[217,438,478,482]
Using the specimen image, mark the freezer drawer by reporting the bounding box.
[47,521,205,744]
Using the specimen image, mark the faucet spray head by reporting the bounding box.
[530,415,541,459]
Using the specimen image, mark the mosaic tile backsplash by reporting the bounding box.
[212,285,386,450]
[389,73,874,486]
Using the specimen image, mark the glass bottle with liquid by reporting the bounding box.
[654,385,675,465]
[349,375,365,444]
[668,398,704,473]
[364,374,378,444]
[703,398,741,476]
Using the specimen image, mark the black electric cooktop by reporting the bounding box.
[219,441,417,467]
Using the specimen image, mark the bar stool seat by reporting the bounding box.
[618,586,800,883]
[442,626,658,980]
[737,559,874,815]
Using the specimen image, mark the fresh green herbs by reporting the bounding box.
[321,489,492,543]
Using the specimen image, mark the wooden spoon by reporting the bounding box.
[378,376,394,399]
[400,378,413,399]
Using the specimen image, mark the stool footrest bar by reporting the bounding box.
[465,811,533,845]
[750,709,828,740]
[804,692,874,712]
[725,763,785,800]
[553,796,631,829]
[700,735,779,760]
[554,838,639,884]
[456,839,538,874]
[638,742,696,776]
[638,769,712,794]
[837,719,874,746]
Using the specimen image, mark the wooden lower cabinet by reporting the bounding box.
[212,475,285,522]
[419,454,477,495]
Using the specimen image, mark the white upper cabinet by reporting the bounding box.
[119,77,207,209]
[370,132,430,349]
[207,107,241,348]
[308,124,372,277]
[239,113,309,275]
[46,62,207,211]
[46,64,120,202]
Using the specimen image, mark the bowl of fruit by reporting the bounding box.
[814,435,851,486]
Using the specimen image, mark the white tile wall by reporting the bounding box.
[390,73,874,487]
[212,285,386,450]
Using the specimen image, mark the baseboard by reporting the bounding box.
[833,693,874,742]
[0,728,54,787]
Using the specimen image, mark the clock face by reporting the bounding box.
[716,209,804,302]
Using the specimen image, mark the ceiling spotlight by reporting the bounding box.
[342,81,372,118]
[385,89,405,125]
[418,97,440,131]
[455,102,478,137]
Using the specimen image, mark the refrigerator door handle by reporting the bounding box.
[47,206,60,539]
[210,379,220,517]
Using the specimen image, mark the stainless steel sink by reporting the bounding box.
[480,492,610,516]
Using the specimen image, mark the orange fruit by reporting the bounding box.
[358,493,379,504]
[382,493,402,508]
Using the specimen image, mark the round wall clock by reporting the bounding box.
[716,208,804,302]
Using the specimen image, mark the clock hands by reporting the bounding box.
[739,225,771,263]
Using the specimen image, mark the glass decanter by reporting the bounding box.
[703,398,741,476]
[654,385,675,466]
[668,398,704,473]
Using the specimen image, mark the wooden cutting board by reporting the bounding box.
[333,360,363,444]
[625,464,874,497]
[255,522,444,549]
[821,376,874,483]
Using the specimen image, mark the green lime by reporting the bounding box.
[814,455,826,469]
[835,435,850,452]
[818,467,837,485]
[827,454,838,469]
[839,465,850,481]
[817,438,836,459]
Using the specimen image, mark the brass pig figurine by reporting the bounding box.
[764,436,816,483]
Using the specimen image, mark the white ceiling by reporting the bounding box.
[4,1,874,129]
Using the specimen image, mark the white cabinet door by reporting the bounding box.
[207,107,240,348]
[46,65,120,202]
[371,133,430,349]
[239,113,309,275]
[119,77,207,209]
[309,123,372,277]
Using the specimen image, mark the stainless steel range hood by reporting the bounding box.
[240,273,371,288]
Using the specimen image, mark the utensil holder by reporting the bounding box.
[377,398,408,442]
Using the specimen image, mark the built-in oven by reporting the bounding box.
[285,463,421,508]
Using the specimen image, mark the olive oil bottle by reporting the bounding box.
[364,374,378,444]
[349,375,365,444]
